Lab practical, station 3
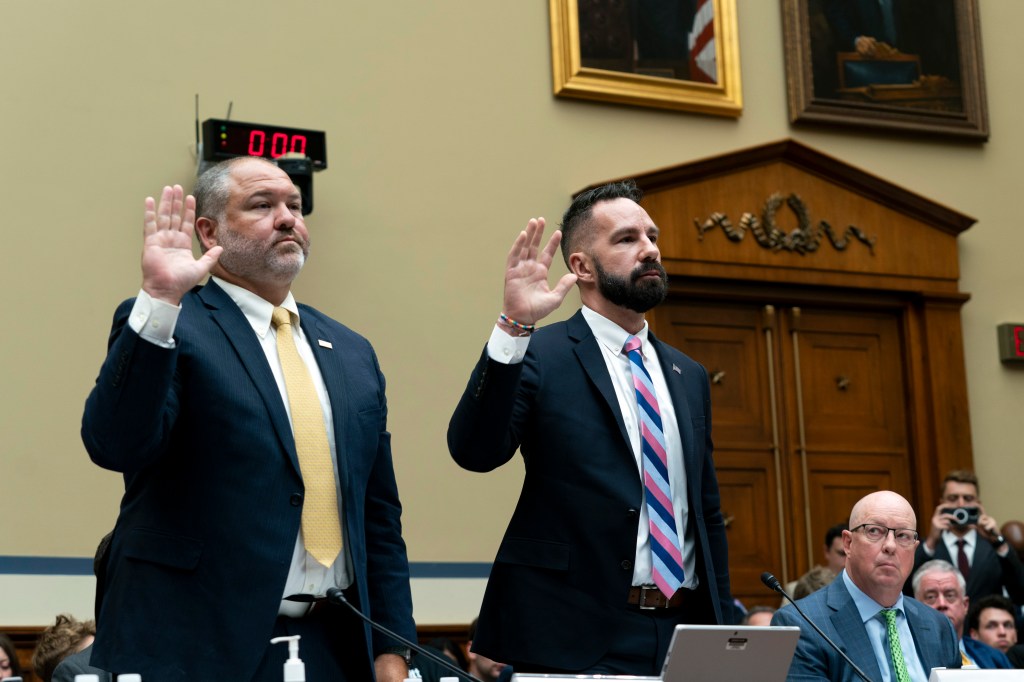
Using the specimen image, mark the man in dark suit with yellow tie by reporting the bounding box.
[448,180,735,675]
[82,157,415,682]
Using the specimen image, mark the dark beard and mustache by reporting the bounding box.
[593,259,668,313]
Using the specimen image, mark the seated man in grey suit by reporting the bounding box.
[773,491,960,681]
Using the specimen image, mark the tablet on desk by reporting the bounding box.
[660,624,801,682]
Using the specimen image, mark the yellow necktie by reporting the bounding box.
[272,307,342,567]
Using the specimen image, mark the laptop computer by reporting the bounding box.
[510,624,800,682]
[660,624,801,682]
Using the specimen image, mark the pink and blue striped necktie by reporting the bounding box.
[624,335,685,598]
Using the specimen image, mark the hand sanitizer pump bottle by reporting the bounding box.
[270,635,306,682]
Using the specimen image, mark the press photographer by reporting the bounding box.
[906,470,1024,606]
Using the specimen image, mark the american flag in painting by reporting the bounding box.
[688,0,717,83]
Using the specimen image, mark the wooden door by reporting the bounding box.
[651,291,911,608]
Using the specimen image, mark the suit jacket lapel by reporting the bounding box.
[904,598,939,669]
[197,281,300,476]
[567,311,633,452]
[299,311,350,494]
[828,580,885,682]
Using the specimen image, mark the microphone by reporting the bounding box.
[325,587,484,682]
[761,572,875,682]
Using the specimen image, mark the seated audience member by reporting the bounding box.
[468,618,511,682]
[773,491,959,681]
[407,643,465,682]
[793,565,837,601]
[424,637,469,672]
[0,633,24,681]
[909,470,1024,605]
[913,559,1012,669]
[51,532,113,682]
[741,605,776,627]
[782,522,847,604]
[966,594,1024,667]
[31,614,95,682]
[1003,520,1024,563]
[50,644,109,682]
[821,522,850,575]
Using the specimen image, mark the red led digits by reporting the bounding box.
[270,132,288,158]
[248,130,266,157]
[202,119,326,169]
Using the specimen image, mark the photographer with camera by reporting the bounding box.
[905,470,1024,606]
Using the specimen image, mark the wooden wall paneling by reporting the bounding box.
[918,296,975,475]
[715,458,784,607]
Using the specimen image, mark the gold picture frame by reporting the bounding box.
[782,0,988,140]
[549,0,743,116]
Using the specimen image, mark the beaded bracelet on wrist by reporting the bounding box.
[499,312,536,334]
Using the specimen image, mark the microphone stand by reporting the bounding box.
[325,587,484,682]
[761,572,874,682]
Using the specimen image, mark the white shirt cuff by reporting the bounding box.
[128,290,181,348]
[486,324,530,365]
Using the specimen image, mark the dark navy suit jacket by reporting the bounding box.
[773,576,960,681]
[81,281,414,681]
[447,309,734,670]
[963,636,1014,669]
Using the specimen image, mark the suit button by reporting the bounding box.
[290,493,303,507]
[621,560,633,570]
[626,508,639,520]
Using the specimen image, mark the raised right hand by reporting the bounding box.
[501,217,577,329]
[141,185,222,304]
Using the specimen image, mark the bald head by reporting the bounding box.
[850,491,917,530]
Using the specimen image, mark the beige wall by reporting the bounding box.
[2,1,1022,623]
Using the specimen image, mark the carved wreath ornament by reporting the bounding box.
[694,193,876,256]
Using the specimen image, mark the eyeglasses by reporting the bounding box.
[851,524,919,547]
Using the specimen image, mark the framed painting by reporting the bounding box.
[782,0,988,139]
[549,0,743,116]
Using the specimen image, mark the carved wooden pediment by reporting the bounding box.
[582,139,975,295]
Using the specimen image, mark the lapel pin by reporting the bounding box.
[672,364,682,374]
[318,339,333,349]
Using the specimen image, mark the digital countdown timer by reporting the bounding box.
[997,323,1024,364]
[201,118,327,170]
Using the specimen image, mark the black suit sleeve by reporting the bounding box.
[447,347,530,472]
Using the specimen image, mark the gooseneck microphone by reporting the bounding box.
[325,587,483,682]
[761,572,875,682]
